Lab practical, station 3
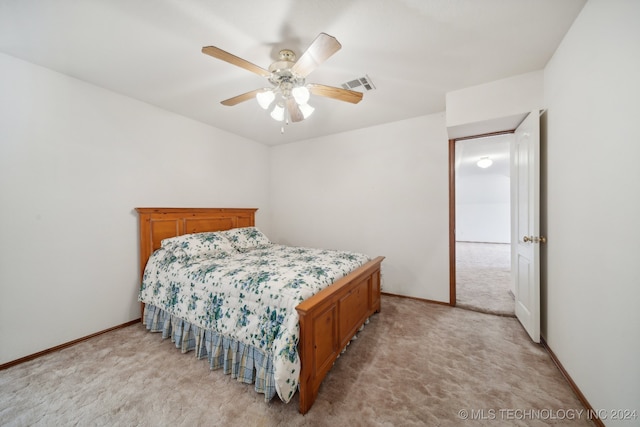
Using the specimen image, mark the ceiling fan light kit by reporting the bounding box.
[270,103,285,122]
[202,33,363,131]
[291,86,310,105]
[258,49,315,122]
[256,90,275,109]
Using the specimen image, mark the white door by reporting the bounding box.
[511,111,541,343]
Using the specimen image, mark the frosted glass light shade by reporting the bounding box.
[477,157,493,168]
[270,104,285,121]
[298,103,315,119]
[291,86,310,105]
[256,90,275,109]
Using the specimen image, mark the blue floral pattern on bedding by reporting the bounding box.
[139,242,370,403]
[160,232,237,260]
[221,226,272,252]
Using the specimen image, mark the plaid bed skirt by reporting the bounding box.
[143,304,277,402]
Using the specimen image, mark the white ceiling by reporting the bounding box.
[0,0,586,146]
[456,133,512,178]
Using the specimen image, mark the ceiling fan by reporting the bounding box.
[201,33,363,124]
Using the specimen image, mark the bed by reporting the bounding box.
[135,207,384,414]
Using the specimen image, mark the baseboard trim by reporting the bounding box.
[541,337,604,427]
[381,291,450,306]
[0,319,141,371]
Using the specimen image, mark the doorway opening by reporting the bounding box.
[449,131,515,317]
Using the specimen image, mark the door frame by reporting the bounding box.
[448,130,516,306]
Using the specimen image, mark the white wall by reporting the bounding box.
[446,70,544,139]
[543,0,640,423]
[269,114,450,302]
[456,174,510,243]
[454,135,512,243]
[0,53,270,365]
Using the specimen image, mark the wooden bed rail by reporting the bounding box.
[296,256,384,414]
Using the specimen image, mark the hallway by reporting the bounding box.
[456,241,514,316]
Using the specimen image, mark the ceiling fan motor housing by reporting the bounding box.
[268,49,304,94]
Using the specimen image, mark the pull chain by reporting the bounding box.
[281,113,290,134]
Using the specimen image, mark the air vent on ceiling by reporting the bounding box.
[342,75,376,91]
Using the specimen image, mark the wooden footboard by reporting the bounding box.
[296,256,384,414]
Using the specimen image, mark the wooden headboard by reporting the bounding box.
[135,207,257,283]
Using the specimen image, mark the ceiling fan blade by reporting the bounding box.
[220,89,263,106]
[308,84,363,104]
[291,33,342,77]
[286,97,305,122]
[202,46,271,78]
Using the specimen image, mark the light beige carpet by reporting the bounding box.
[456,242,515,317]
[0,295,593,426]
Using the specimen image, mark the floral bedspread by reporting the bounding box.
[139,243,370,402]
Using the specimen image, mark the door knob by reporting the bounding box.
[523,235,546,244]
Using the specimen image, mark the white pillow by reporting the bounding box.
[161,232,237,259]
[221,227,271,252]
